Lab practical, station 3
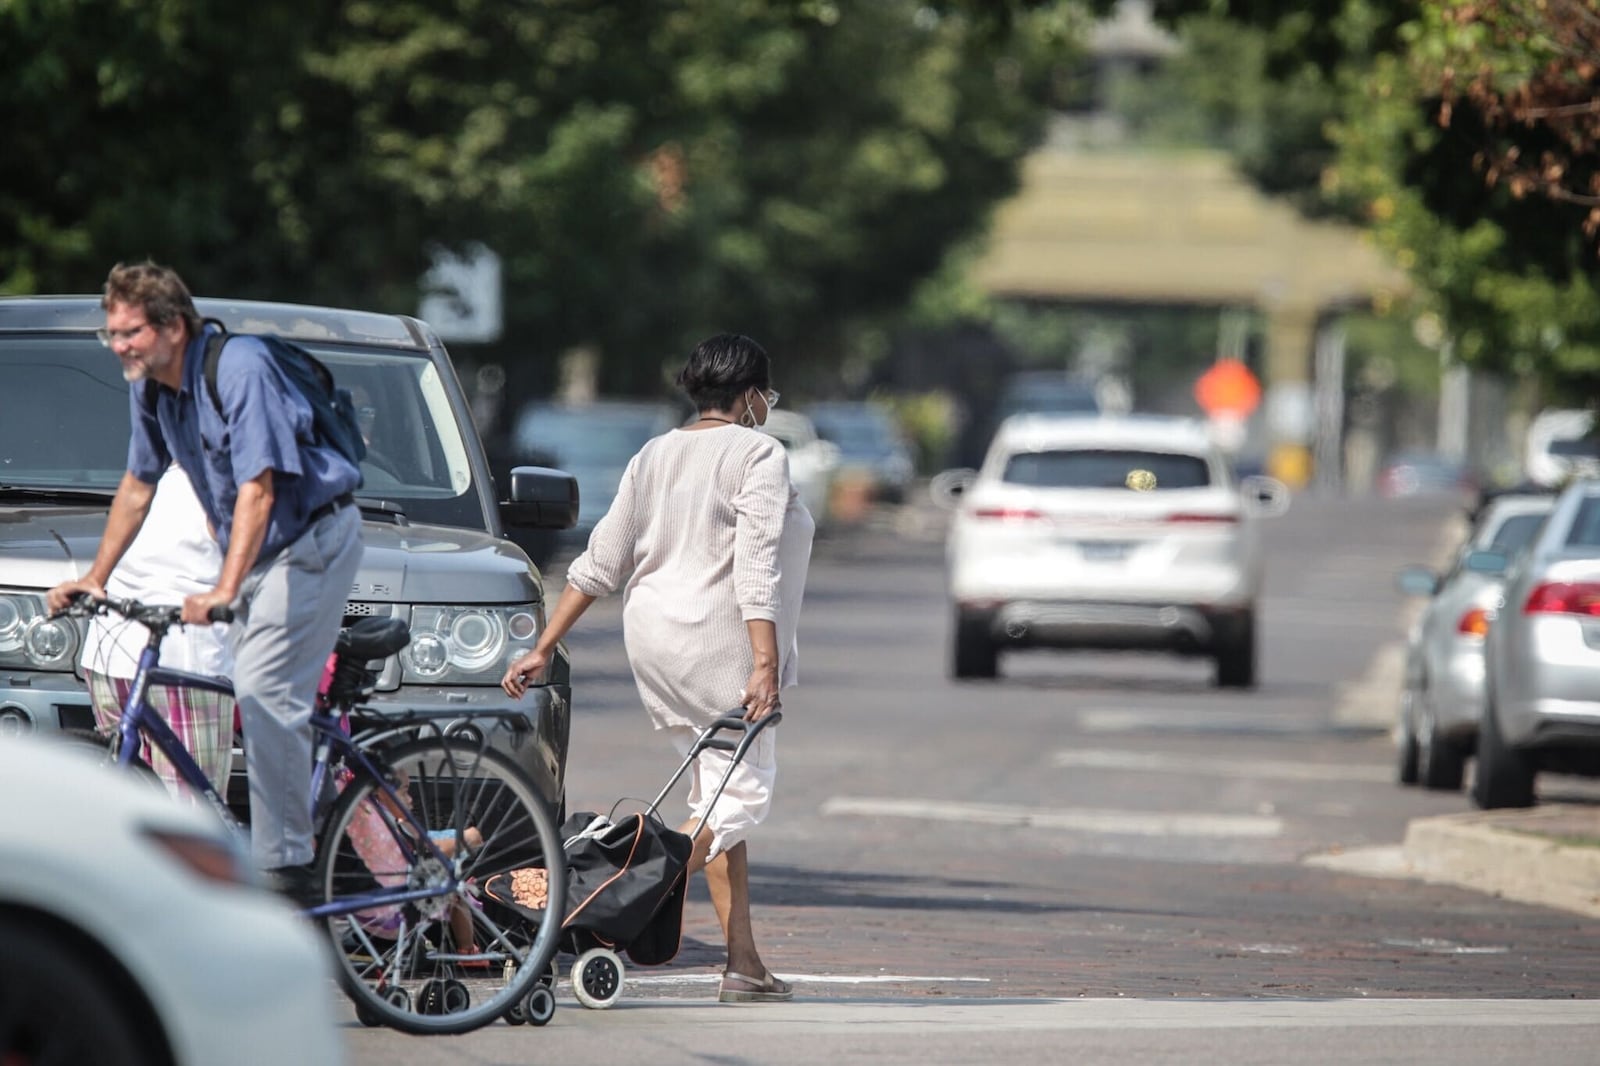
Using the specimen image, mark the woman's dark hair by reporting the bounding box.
[102,260,203,338]
[676,333,770,413]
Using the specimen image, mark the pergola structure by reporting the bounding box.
[970,148,1408,485]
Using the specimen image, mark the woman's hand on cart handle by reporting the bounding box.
[738,663,782,723]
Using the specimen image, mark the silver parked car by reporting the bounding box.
[1475,478,1600,808]
[1394,494,1554,790]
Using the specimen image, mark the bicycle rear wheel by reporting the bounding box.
[314,736,565,1035]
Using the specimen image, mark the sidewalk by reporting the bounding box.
[1401,804,1600,918]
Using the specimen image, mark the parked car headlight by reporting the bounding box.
[401,605,541,684]
[0,592,78,671]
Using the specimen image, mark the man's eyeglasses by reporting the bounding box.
[96,323,152,348]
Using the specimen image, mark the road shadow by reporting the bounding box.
[702,862,1177,920]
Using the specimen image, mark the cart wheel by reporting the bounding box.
[418,979,446,1015]
[524,985,557,1026]
[383,985,412,1012]
[571,947,624,1009]
[441,979,471,1014]
[355,1002,381,1028]
[504,1000,527,1026]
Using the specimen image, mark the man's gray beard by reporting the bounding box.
[120,364,145,383]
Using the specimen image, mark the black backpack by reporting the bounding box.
[144,323,367,469]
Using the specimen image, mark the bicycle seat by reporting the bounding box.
[336,616,411,660]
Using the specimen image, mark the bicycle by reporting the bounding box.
[57,594,567,1034]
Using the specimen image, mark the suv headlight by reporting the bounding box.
[400,605,541,685]
[0,591,79,671]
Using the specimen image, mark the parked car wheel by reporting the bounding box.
[0,919,153,1066]
[951,611,998,680]
[1395,689,1420,786]
[1472,695,1537,809]
[1416,702,1466,791]
[1213,612,1256,689]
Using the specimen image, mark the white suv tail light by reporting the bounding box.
[971,507,1046,522]
[1164,512,1239,524]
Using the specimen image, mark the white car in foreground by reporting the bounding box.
[942,415,1286,686]
[0,737,343,1066]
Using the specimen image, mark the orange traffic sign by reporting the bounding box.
[1194,358,1261,417]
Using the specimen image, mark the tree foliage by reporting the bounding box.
[1137,0,1600,400]
[0,0,1079,396]
[1332,2,1600,398]
[1423,0,1600,241]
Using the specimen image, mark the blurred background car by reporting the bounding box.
[500,399,683,566]
[0,736,343,1066]
[995,369,1104,422]
[942,414,1285,687]
[1375,451,1477,501]
[1524,408,1597,488]
[1476,478,1600,808]
[1394,492,1555,791]
[806,401,916,505]
[761,409,840,529]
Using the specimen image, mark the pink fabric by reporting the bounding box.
[339,768,408,934]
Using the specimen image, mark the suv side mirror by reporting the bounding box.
[929,468,977,510]
[1239,475,1290,518]
[1395,564,1440,597]
[501,466,580,530]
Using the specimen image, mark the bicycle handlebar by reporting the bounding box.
[57,593,234,628]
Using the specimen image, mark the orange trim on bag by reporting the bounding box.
[562,816,647,928]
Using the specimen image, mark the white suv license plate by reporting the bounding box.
[1074,539,1134,562]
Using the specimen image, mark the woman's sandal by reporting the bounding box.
[718,970,794,1003]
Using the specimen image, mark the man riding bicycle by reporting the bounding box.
[47,261,362,903]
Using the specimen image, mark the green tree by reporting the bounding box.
[1131,1,1600,400]
[1,0,1083,400]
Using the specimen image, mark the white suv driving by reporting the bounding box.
[943,415,1285,686]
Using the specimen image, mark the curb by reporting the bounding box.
[1401,806,1600,918]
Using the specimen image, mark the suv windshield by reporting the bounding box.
[1,336,483,530]
[1003,449,1212,490]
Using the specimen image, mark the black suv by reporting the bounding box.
[0,296,578,811]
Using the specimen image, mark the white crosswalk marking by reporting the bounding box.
[1075,707,1324,734]
[1051,748,1390,782]
[820,797,1282,837]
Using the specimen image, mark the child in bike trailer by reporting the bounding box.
[80,465,234,801]
[337,762,485,962]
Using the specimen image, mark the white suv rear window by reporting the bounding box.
[1002,449,1212,490]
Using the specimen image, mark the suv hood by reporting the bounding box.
[0,505,540,604]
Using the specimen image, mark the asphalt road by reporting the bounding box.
[343,491,1600,1064]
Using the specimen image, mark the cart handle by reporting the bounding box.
[698,709,782,754]
[644,710,781,832]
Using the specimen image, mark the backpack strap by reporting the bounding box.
[199,319,230,416]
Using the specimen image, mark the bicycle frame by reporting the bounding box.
[108,615,469,923]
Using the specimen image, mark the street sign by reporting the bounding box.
[1193,358,1261,418]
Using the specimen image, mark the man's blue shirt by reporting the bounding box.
[126,324,362,559]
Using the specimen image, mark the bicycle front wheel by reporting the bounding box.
[315,736,566,1035]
